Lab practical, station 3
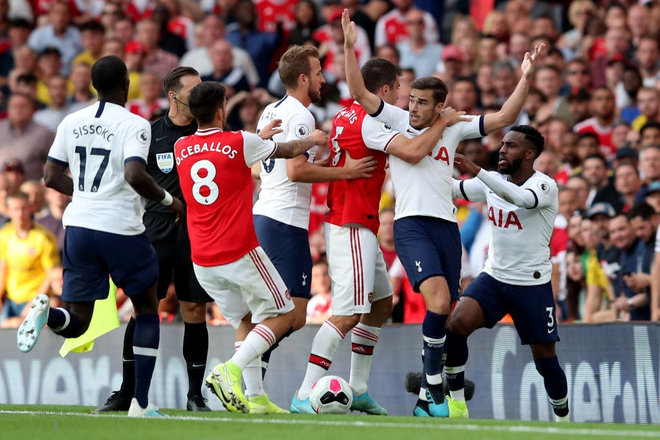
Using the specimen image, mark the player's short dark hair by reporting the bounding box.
[91,56,127,93]
[577,132,600,144]
[361,58,402,94]
[79,20,105,34]
[189,81,226,126]
[163,66,199,94]
[640,121,660,137]
[509,125,544,157]
[627,202,657,221]
[411,76,448,105]
[583,153,608,168]
[278,45,320,90]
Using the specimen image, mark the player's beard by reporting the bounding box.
[498,156,523,175]
[308,86,322,104]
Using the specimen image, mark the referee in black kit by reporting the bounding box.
[96,66,213,413]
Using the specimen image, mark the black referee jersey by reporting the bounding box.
[145,114,198,215]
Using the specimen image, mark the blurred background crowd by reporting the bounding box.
[1,0,659,328]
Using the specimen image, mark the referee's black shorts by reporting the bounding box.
[143,211,213,303]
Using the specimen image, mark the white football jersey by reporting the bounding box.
[371,100,484,222]
[452,170,558,285]
[253,95,317,230]
[47,101,152,235]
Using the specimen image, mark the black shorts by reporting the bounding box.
[144,212,213,303]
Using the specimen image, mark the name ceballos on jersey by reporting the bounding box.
[175,141,237,165]
[72,124,116,142]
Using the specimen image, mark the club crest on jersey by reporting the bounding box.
[137,129,149,145]
[538,181,550,194]
[156,153,174,174]
[295,124,309,139]
[380,122,392,132]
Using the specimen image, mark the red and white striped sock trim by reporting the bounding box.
[352,326,379,344]
[324,321,346,339]
[234,341,242,351]
[252,324,276,347]
[249,249,285,309]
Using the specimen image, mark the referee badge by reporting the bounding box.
[156,153,174,174]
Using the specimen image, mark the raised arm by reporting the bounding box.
[482,44,544,135]
[342,9,381,115]
[272,129,329,159]
[287,150,376,183]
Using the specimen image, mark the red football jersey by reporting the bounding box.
[254,0,296,33]
[325,103,398,235]
[175,128,277,266]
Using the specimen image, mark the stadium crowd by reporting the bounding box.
[1,0,660,327]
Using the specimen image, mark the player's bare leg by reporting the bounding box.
[530,342,570,422]
[417,275,452,417]
[180,301,211,411]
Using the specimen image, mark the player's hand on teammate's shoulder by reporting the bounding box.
[309,129,330,147]
[342,9,357,49]
[439,106,470,126]
[454,153,482,176]
[521,43,545,80]
[168,197,186,224]
[258,119,283,140]
[343,150,377,179]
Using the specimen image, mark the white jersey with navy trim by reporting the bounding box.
[253,94,318,230]
[47,101,152,235]
[370,100,485,223]
[452,170,558,285]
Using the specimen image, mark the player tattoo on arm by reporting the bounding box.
[272,129,329,159]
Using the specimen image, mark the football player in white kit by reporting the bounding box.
[251,45,375,403]
[446,126,569,421]
[16,56,185,418]
[341,10,545,417]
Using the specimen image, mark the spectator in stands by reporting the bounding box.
[306,259,332,324]
[0,19,33,85]
[491,61,516,107]
[225,0,279,89]
[19,180,46,218]
[581,215,613,323]
[574,87,617,161]
[0,191,60,328]
[611,122,632,151]
[27,1,82,76]
[635,36,660,88]
[151,5,187,59]
[588,202,620,286]
[567,175,590,211]
[591,26,631,89]
[71,20,105,69]
[614,163,642,214]
[618,66,642,121]
[201,39,250,98]
[135,18,179,80]
[576,132,600,164]
[547,117,570,153]
[374,0,438,47]
[396,8,442,78]
[127,71,167,120]
[535,64,574,125]
[288,0,319,47]
[564,59,592,95]
[635,145,660,203]
[68,62,95,105]
[100,1,123,36]
[448,76,479,114]
[632,87,660,132]
[627,4,651,51]
[33,75,80,131]
[179,14,258,87]
[477,34,499,65]
[37,186,70,251]
[3,160,25,194]
[555,132,580,186]
[0,93,53,180]
[639,122,660,148]
[558,0,597,59]
[35,47,62,106]
[627,202,658,246]
[533,151,559,181]
[584,154,620,210]
[113,16,135,47]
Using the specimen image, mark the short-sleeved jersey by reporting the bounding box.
[325,103,397,234]
[371,100,485,223]
[253,95,317,230]
[455,171,558,285]
[175,128,278,266]
[47,101,152,235]
[0,222,60,303]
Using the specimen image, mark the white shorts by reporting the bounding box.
[324,222,393,316]
[193,246,294,329]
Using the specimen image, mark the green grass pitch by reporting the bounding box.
[3,405,660,440]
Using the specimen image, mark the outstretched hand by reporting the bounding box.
[439,107,470,126]
[258,119,283,140]
[309,129,330,147]
[454,153,482,177]
[342,9,357,49]
[521,43,545,80]
[343,150,377,179]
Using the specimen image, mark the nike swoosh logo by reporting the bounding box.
[192,363,205,368]
[548,328,555,334]
[407,129,416,134]
[224,371,235,386]
[155,136,168,142]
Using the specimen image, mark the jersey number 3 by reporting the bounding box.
[75,146,110,192]
[191,160,219,205]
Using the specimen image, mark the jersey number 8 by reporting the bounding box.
[190,160,219,205]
